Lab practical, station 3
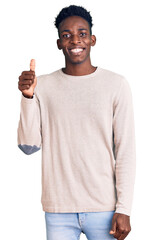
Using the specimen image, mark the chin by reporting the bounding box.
[64,52,89,65]
[67,56,88,65]
[71,60,85,65]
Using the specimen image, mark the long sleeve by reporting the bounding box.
[17,91,42,155]
[113,78,136,216]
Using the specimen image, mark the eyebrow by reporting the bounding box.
[61,28,88,33]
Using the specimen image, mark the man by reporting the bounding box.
[17,5,136,240]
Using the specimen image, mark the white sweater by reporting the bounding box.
[17,67,136,216]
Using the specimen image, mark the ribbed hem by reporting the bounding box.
[42,205,116,213]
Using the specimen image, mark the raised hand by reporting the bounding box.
[18,59,37,98]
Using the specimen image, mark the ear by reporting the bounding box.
[57,39,62,50]
[90,35,96,46]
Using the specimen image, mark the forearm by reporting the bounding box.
[17,93,42,155]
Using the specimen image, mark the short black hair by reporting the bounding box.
[54,5,93,37]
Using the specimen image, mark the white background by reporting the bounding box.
[0,0,152,239]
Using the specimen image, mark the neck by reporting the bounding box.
[62,59,97,76]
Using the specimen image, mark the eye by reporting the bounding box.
[62,33,71,38]
[80,32,87,37]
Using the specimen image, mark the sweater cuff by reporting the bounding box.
[21,93,35,104]
[115,207,131,216]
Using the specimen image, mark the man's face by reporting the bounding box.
[57,16,96,65]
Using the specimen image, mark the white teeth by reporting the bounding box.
[70,48,83,53]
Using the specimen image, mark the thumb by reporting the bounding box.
[30,59,36,71]
[109,221,117,234]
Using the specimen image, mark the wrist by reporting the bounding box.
[22,93,34,99]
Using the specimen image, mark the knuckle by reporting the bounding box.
[124,228,130,233]
[119,228,124,233]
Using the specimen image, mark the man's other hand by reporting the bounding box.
[109,213,131,240]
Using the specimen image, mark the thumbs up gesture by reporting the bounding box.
[18,59,37,98]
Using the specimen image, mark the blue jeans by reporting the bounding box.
[45,211,116,240]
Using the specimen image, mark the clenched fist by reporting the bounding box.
[18,59,37,98]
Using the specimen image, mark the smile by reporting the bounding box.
[69,48,85,55]
[71,48,83,53]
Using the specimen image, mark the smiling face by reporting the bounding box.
[57,16,96,66]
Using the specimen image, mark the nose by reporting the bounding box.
[70,34,81,44]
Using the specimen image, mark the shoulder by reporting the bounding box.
[98,67,132,94]
[37,69,60,82]
[97,67,132,103]
[98,67,127,86]
[34,69,61,93]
